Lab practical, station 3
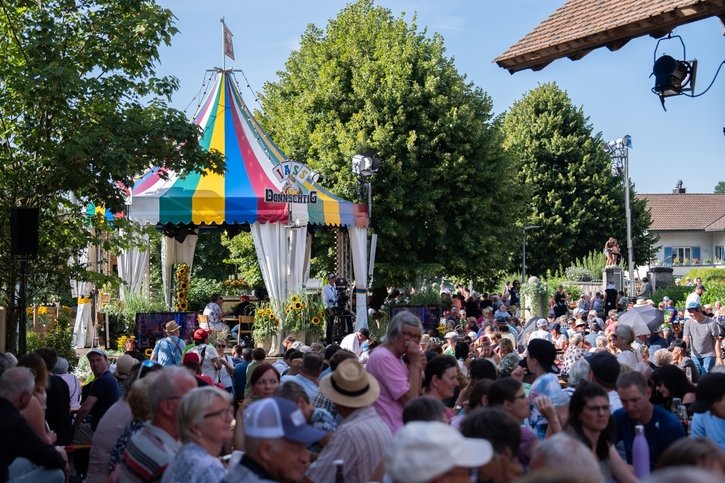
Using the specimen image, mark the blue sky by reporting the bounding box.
[156,0,723,194]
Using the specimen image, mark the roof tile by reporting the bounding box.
[636,193,725,231]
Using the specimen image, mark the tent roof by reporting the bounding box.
[129,71,368,228]
[495,0,725,73]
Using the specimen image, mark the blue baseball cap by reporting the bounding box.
[686,301,701,311]
[244,397,325,445]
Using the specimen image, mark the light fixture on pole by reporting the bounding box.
[605,135,635,297]
[522,225,540,281]
[352,153,380,221]
[650,34,697,111]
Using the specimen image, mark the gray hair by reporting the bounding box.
[615,324,635,345]
[52,357,69,375]
[148,366,195,415]
[569,333,584,347]
[275,380,310,404]
[568,358,590,387]
[652,348,674,367]
[0,366,35,401]
[177,386,232,444]
[530,433,602,483]
[383,310,423,344]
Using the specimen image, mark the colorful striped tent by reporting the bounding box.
[128,70,368,229]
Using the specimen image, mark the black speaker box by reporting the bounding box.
[11,207,40,257]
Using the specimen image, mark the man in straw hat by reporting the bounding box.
[150,321,186,367]
[306,359,392,483]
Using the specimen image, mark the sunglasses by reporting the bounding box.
[137,359,163,379]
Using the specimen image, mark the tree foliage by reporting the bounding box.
[715,181,725,194]
[0,0,221,351]
[258,0,521,285]
[501,83,657,277]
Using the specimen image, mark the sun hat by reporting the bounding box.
[319,359,380,408]
[385,421,493,483]
[113,354,137,381]
[244,397,325,445]
[87,348,108,358]
[536,318,548,328]
[575,319,587,327]
[165,321,182,333]
[690,373,725,414]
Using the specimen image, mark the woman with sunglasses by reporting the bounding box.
[566,382,636,483]
[654,364,696,413]
[162,386,233,482]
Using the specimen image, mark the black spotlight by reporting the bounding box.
[652,55,697,111]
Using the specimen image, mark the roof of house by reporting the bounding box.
[495,0,725,73]
[637,193,725,231]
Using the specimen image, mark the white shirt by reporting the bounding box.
[190,344,219,380]
[323,283,337,310]
[340,333,362,356]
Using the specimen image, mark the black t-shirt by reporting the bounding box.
[87,370,120,430]
[553,291,568,316]
[45,375,73,445]
[604,288,618,312]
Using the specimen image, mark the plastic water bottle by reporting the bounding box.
[632,424,650,478]
[333,459,345,483]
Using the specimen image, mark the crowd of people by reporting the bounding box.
[1,279,725,483]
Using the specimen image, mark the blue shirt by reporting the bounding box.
[613,404,685,469]
[691,411,725,450]
[233,361,249,401]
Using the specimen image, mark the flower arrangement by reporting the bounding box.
[284,292,324,340]
[175,263,190,312]
[253,302,282,342]
[116,334,136,352]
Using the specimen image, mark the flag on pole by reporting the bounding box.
[223,21,235,60]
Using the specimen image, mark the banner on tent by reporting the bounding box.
[272,161,323,185]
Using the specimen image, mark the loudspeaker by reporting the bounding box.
[10,207,40,257]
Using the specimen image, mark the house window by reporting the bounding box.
[674,247,692,262]
[716,246,724,262]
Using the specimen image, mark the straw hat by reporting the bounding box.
[165,321,182,333]
[319,359,379,408]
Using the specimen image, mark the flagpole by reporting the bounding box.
[220,17,225,71]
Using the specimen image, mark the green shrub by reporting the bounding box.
[188,277,225,312]
[683,268,725,284]
[25,314,80,371]
[103,292,166,342]
[651,286,691,309]
[565,266,593,282]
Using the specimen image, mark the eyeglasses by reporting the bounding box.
[203,407,234,420]
[584,404,610,413]
[610,335,618,339]
[511,393,527,400]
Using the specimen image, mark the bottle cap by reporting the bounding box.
[333,459,344,465]
[635,424,644,434]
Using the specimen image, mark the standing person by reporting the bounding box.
[366,310,424,433]
[307,359,392,483]
[73,349,121,444]
[566,382,637,483]
[685,285,706,310]
[553,285,569,318]
[683,301,722,375]
[161,387,233,483]
[604,282,619,317]
[613,371,685,471]
[119,367,197,482]
[232,348,252,403]
[189,329,229,382]
[323,273,338,344]
[150,321,185,367]
[213,340,235,396]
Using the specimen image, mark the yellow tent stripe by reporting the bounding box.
[193,83,226,224]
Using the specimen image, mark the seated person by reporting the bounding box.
[72,349,121,444]
[202,293,226,331]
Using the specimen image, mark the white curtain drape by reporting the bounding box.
[118,235,149,300]
[287,226,308,294]
[161,234,198,309]
[303,232,312,286]
[71,248,95,348]
[251,222,288,353]
[348,226,369,330]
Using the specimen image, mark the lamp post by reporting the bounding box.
[522,225,540,281]
[605,135,635,296]
[352,154,380,221]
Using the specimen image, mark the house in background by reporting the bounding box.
[637,182,725,276]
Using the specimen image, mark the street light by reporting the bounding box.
[605,135,635,296]
[522,225,540,281]
[352,153,380,221]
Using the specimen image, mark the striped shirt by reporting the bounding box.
[118,423,180,483]
[306,405,393,483]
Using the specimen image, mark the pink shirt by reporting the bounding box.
[366,345,410,433]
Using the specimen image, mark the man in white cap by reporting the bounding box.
[385,421,492,483]
[222,397,325,483]
[306,359,392,483]
[150,320,185,367]
[528,319,552,343]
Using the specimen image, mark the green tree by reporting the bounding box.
[221,231,263,288]
[0,0,221,352]
[501,83,656,276]
[258,0,521,285]
[715,181,725,194]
